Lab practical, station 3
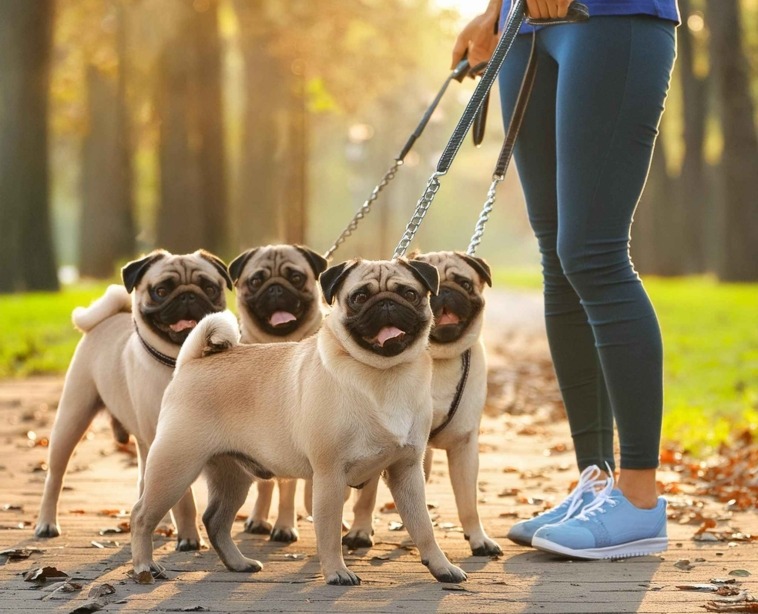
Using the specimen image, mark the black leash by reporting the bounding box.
[134,320,177,368]
[429,348,471,440]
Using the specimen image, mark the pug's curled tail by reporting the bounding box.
[175,310,240,371]
[72,284,131,332]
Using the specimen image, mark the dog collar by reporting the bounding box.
[133,320,177,369]
[429,348,471,440]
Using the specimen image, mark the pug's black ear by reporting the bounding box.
[122,250,168,293]
[295,245,328,277]
[198,250,234,290]
[400,259,440,296]
[455,252,492,287]
[228,248,259,285]
[319,260,358,304]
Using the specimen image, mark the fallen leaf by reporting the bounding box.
[0,547,43,561]
[371,554,390,561]
[729,570,752,577]
[674,559,695,571]
[388,521,404,531]
[1,504,23,511]
[88,583,115,598]
[23,566,69,583]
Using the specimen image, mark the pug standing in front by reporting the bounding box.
[34,249,233,551]
[229,244,327,541]
[130,258,467,585]
[342,251,502,556]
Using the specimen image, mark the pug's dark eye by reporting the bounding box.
[155,286,168,298]
[205,285,219,298]
[460,280,474,293]
[290,272,304,286]
[249,277,263,290]
[403,289,419,303]
[351,292,368,306]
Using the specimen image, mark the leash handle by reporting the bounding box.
[525,1,589,25]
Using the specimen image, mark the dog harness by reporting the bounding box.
[429,348,471,440]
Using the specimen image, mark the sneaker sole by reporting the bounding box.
[506,534,533,548]
[531,536,668,560]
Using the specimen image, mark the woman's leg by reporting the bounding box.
[499,34,615,472]
[544,16,677,508]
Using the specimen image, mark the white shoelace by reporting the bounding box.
[556,464,612,523]
[574,463,617,521]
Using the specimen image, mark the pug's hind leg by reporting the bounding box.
[446,437,502,556]
[385,458,467,584]
[342,475,379,549]
[203,456,261,573]
[244,479,274,535]
[35,376,100,538]
[271,479,299,543]
[131,440,208,582]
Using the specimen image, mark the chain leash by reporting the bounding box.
[392,172,443,259]
[323,159,403,260]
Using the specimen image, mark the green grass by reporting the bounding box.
[1,274,756,455]
[493,268,758,454]
[0,281,112,378]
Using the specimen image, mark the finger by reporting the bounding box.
[538,0,554,19]
[451,36,468,69]
[526,0,540,18]
[557,0,571,17]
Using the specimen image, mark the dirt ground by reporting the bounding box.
[1,290,755,613]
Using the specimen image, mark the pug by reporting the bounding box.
[342,251,502,556]
[228,244,328,542]
[129,258,467,586]
[34,249,233,551]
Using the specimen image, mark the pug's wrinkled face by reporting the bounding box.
[123,249,233,346]
[320,259,439,364]
[412,251,491,347]
[229,245,327,341]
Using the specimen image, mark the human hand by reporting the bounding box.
[450,5,501,71]
[526,0,574,19]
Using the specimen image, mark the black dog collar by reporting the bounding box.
[133,319,177,369]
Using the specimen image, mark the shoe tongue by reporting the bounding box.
[269,311,297,327]
[375,326,404,347]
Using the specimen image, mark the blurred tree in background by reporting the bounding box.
[0,0,756,292]
[0,0,58,292]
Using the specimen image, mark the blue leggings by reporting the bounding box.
[498,16,676,470]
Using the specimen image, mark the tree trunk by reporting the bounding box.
[79,7,135,279]
[156,0,227,255]
[233,0,286,250]
[708,0,758,281]
[677,0,707,274]
[281,66,308,245]
[0,0,58,293]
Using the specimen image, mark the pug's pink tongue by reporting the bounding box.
[375,326,404,347]
[270,311,297,327]
[437,311,460,326]
[169,320,197,332]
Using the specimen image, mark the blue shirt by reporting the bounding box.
[500,0,681,33]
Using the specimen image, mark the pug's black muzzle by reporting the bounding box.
[246,282,311,336]
[142,290,221,345]
[429,286,478,344]
[346,294,427,357]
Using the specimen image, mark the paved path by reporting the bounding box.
[1,290,755,613]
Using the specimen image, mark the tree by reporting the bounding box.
[0,1,59,293]
[708,0,758,280]
[155,0,228,255]
[78,0,136,278]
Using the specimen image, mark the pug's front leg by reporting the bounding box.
[385,458,467,583]
[311,471,360,586]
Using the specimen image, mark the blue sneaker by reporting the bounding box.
[531,483,668,559]
[506,465,610,547]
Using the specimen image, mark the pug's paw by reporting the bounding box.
[341,529,374,549]
[270,526,299,543]
[325,567,361,586]
[34,522,61,538]
[244,518,273,535]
